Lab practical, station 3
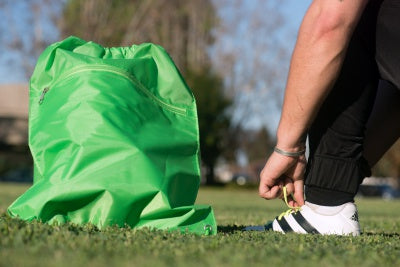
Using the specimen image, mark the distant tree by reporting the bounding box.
[207,0,295,178]
[245,127,274,162]
[372,139,400,180]
[60,0,216,74]
[185,67,231,184]
[0,0,63,79]
[225,127,273,164]
[60,0,231,184]
[212,0,292,130]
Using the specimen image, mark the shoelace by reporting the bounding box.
[277,186,301,220]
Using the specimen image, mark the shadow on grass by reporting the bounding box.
[217,225,245,233]
[216,226,400,237]
[363,232,400,238]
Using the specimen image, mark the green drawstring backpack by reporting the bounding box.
[8,36,217,235]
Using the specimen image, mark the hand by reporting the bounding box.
[259,151,306,207]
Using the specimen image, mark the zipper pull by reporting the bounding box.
[38,87,49,105]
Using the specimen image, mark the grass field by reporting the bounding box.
[1,182,400,267]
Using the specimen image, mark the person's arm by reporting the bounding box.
[259,0,369,205]
[277,0,368,149]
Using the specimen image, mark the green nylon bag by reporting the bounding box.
[8,36,217,235]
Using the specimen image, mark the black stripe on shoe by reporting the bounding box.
[292,212,320,234]
[276,217,293,233]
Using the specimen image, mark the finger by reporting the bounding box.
[259,184,282,199]
[286,195,299,207]
[283,177,294,195]
[280,179,297,206]
[293,179,305,206]
[281,195,299,207]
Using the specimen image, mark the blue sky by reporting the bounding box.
[0,0,63,82]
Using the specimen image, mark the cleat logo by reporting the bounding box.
[350,211,359,222]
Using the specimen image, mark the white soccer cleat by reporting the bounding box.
[244,187,361,236]
[265,202,361,236]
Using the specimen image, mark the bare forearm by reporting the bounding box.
[276,0,368,150]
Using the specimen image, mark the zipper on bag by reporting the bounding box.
[38,87,49,104]
[38,64,187,115]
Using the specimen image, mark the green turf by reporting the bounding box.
[1,182,399,267]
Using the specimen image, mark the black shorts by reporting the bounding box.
[304,0,400,205]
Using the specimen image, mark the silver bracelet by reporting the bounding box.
[274,146,305,157]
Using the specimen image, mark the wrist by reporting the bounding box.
[276,111,308,150]
[276,132,307,152]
